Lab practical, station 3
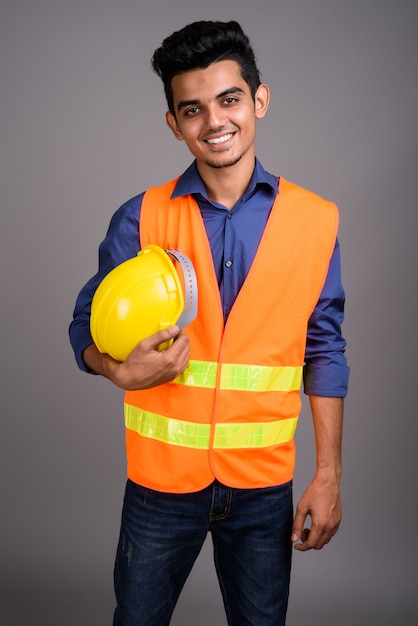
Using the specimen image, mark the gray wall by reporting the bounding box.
[1,1,417,624]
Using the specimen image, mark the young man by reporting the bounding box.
[70,20,349,626]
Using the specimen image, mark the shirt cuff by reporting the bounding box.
[303,363,350,397]
[74,340,98,374]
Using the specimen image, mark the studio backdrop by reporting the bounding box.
[1,1,417,624]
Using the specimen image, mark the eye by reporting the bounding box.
[223,97,238,105]
[185,106,200,116]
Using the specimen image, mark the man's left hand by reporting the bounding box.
[291,474,342,551]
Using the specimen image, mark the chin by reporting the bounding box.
[205,155,243,169]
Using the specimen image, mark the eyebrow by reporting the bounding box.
[176,86,245,112]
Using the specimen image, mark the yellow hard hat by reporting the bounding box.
[90,245,197,362]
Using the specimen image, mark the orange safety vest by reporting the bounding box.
[124,177,339,493]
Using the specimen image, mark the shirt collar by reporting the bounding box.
[171,159,279,200]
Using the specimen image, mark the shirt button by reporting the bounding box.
[227,213,233,219]
[225,260,233,268]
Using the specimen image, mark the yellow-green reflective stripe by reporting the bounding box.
[175,360,302,392]
[124,404,298,450]
[213,417,298,449]
[220,364,302,392]
[174,360,218,388]
[125,404,210,449]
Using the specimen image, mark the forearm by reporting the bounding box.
[309,395,343,482]
[292,395,344,550]
[83,343,121,383]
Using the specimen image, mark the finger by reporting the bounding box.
[141,326,181,350]
[164,331,190,359]
[294,524,335,551]
[294,526,329,551]
[291,506,308,543]
[293,528,311,551]
[296,526,324,551]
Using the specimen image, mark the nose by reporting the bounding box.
[205,104,227,131]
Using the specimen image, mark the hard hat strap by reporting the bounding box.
[166,249,198,330]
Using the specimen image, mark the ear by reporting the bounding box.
[254,83,270,119]
[166,111,184,141]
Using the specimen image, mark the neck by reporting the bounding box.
[197,154,256,210]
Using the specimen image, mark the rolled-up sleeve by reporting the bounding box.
[303,238,350,397]
[69,194,143,372]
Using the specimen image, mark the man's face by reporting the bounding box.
[166,60,269,173]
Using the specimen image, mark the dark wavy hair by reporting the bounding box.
[151,21,262,115]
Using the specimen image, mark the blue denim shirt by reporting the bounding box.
[69,159,349,396]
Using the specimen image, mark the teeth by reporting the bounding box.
[207,134,233,144]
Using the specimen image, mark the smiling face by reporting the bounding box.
[166,60,270,176]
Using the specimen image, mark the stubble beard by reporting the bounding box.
[205,154,243,169]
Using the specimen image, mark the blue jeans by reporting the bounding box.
[113,478,293,626]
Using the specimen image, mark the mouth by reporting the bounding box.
[205,133,234,145]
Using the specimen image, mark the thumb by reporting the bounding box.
[142,325,180,350]
[291,505,307,542]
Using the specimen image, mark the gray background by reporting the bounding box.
[1,0,417,624]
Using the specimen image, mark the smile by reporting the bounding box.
[206,133,234,145]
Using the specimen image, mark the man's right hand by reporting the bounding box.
[83,326,190,390]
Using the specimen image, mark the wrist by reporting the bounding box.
[101,354,126,388]
[83,344,123,386]
[315,462,342,484]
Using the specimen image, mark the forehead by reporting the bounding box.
[170,59,249,103]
